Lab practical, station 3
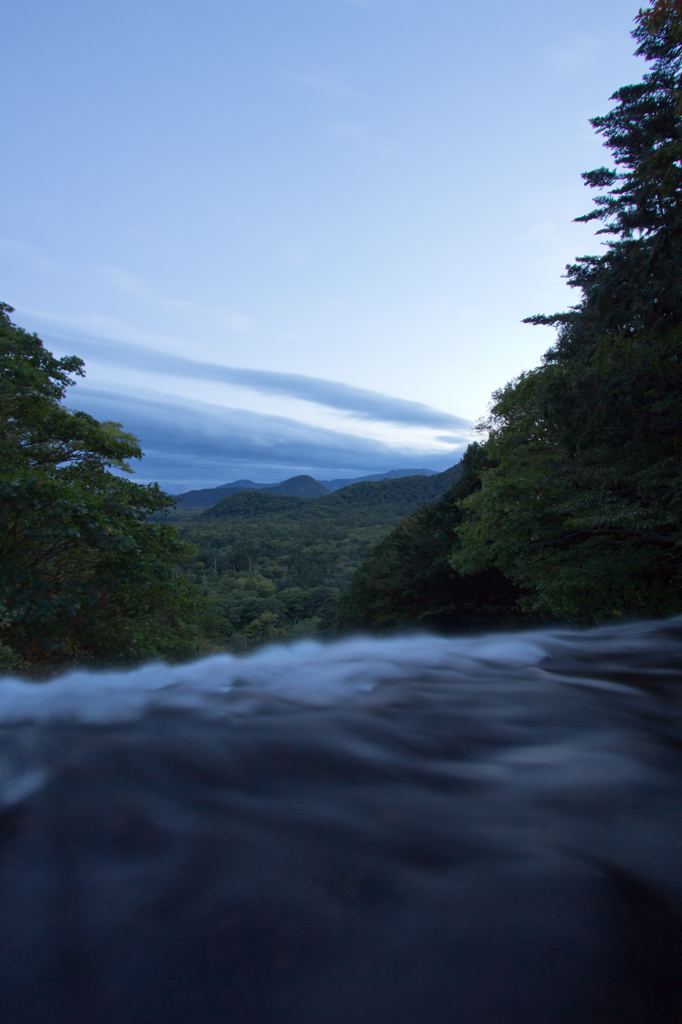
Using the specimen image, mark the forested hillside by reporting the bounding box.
[336,444,540,633]
[338,0,682,633]
[172,465,462,649]
[174,474,329,507]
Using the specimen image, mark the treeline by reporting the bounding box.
[338,0,682,633]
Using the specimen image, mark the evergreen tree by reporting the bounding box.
[526,1,682,357]
[339,1,682,630]
[451,2,682,623]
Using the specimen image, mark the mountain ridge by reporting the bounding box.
[200,464,462,522]
[172,468,437,508]
[168,460,465,650]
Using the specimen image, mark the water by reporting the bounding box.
[1,619,682,1023]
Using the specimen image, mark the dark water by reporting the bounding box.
[2,620,682,1023]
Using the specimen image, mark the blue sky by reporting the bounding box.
[2,0,642,490]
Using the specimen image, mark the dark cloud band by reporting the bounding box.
[48,334,470,431]
[70,386,465,491]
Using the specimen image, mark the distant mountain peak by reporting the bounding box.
[266,476,330,498]
[173,467,442,507]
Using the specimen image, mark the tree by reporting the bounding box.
[525,2,682,358]
[450,2,682,623]
[452,338,682,621]
[336,1,682,630]
[335,444,537,633]
[0,304,204,666]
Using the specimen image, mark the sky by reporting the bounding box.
[2,0,643,491]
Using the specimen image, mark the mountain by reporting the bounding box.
[168,480,266,508]
[170,462,464,653]
[266,475,330,497]
[319,469,437,492]
[198,490,307,519]
[172,468,436,508]
[201,464,462,523]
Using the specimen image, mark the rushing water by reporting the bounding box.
[2,619,682,1023]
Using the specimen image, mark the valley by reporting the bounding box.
[172,464,463,651]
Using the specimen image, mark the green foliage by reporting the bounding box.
[198,468,463,524]
[175,468,461,649]
[450,5,682,624]
[0,604,23,672]
[334,443,536,633]
[524,4,682,359]
[0,304,205,667]
[339,3,682,631]
[452,330,682,622]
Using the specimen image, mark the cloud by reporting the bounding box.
[26,284,255,333]
[69,386,465,491]
[97,266,161,300]
[0,237,63,274]
[48,333,471,432]
[35,313,182,350]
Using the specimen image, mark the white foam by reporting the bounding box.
[0,632,551,726]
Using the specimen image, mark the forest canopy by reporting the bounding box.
[171,466,462,650]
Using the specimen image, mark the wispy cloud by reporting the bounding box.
[34,313,182,350]
[0,237,62,273]
[25,306,254,350]
[90,270,256,330]
[70,385,464,491]
[97,265,164,300]
[49,333,471,431]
